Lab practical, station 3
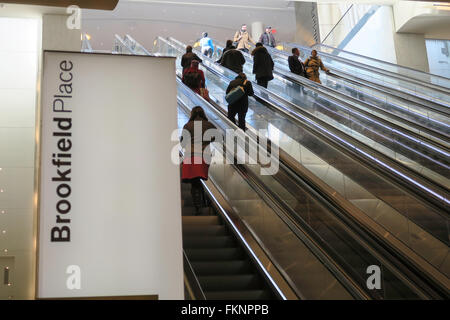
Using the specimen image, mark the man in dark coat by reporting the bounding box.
[225,73,254,131]
[288,48,306,77]
[181,45,202,72]
[259,27,276,48]
[251,43,274,88]
[216,40,234,64]
[220,47,246,74]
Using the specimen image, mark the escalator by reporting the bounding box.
[213,38,449,145]
[167,37,449,211]
[311,43,450,90]
[175,78,444,300]
[175,91,357,300]
[181,182,279,300]
[156,37,449,296]
[280,42,450,108]
[117,35,449,299]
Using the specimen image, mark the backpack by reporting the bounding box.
[226,80,247,105]
[183,71,201,88]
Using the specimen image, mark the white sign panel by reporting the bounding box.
[37,51,182,299]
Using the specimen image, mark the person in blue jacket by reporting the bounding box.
[199,32,214,58]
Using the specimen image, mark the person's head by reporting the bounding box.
[189,106,208,122]
[186,45,193,53]
[292,48,300,56]
[265,26,272,33]
[202,32,208,38]
[255,42,263,48]
[311,49,318,58]
[226,40,233,48]
[190,59,199,69]
[237,72,247,80]
[241,24,247,32]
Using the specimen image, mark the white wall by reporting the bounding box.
[341,6,397,64]
[0,17,40,300]
[426,39,450,78]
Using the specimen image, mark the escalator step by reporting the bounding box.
[198,274,263,291]
[205,290,272,300]
[191,260,253,276]
[185,248,244,261]
[182,206,199,216]
[183,225,228,236]
[182,216,220,225]
[183,236,236,249]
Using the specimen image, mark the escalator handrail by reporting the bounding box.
[213,37,450,114]
[229,39,450,153]
[183,250,206,300]
[281,42,450,95]
[312,43,450,86]
[274,63,450,149]
[270,44,450,111]
[329,69,450,116]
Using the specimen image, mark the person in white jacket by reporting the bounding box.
[199,32,214,58]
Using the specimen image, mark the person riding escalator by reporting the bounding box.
[180,106,217,214]
[251,43,274,89]
[304,49,330,84]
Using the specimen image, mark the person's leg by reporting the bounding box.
[257,78,268,89]
[190,178,203,214]
[238,106,248,131]
[256,78,263,87]
[227,104,238,126]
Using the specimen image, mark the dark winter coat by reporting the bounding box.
[216,45,235,64]
[220,49,246,74]
[226,77,254,110]
[251,46,274,81]
[288,55,306,77]
[181,52,202,72]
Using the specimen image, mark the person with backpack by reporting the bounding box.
[259,26,276,48]
[233,24,256,53]
[180,106,217,214]
[181,45,202,72]
[225,73,254,131]
[251,42,274,89]
[220,46,246,74]
[199,32,214,58]
[303,49,330,84]
[182,60,205,94]
[288,48,306,77]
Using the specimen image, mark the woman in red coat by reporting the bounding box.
[180,106,217,213]
[182,60,205,94]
